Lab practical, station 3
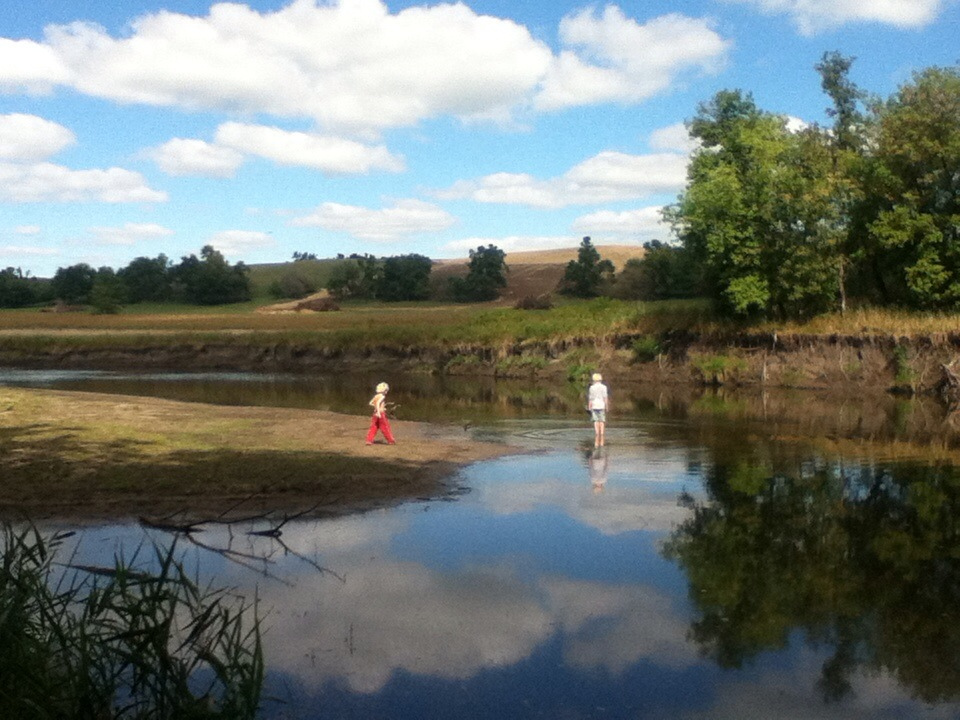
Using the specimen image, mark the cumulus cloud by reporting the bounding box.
[15,225,42,236]
[437,151,688,208]
[208,229,275,256]
[89,222,174,246]
[0,162,167,203]
[649,122,699,153]
[0,113,75,162]
[572,206,668,242]
[536,8,730,110]
[0,2,729,132]
[214,122,404,173]
[0,38,71,93]
[724,0,945,33]
[148,138,245,178]
[291,199,455,241]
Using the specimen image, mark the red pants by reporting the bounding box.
[366,414,395,444]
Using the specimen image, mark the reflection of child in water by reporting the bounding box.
[588,447,608,493]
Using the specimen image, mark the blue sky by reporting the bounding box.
[0,0,957,276]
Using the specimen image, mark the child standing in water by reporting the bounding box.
[366,381,396,445]
[588,372,609,447]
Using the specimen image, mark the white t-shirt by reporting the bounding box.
[588,382,608,410]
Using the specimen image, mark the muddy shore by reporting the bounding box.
[0,387,516,522]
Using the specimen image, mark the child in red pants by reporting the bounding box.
[366,381,395,445]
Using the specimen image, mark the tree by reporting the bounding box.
[558,237,614,298]
[118,255,172,303]
[377,254,432,301]
[666,90,840,318]
[858,65,960,309]
[449,244,508,302]
[326,254,381,300]
[171,246,251,305]
[89,267,127,314]
[51,263,97,304]
[0,267,42,308]
[292,251,318,261]
[613,241,701,300]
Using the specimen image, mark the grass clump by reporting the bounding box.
[0,524,263,719]
[631,335,661,363]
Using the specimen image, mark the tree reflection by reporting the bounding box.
[665,457,960,703]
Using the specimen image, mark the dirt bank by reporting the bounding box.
[0,387,516,521]
[5,330,960,395]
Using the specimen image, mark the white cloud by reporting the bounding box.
[536,8,730,110]
[214,122,404,174]
[291,199,455,241]
[2,3,729,133]
[208,229,275,256]
[0,38,71,93]
[90,222,174,246]
[442,235,582,256]
[784,115,809,133]
[0,162,167,203]
[0,113,75,162]
[573,206,668,242]
[14,225,42,236]
[148,138,245,178]
[649,122,699,153]
[724,0,944,34]
[0,245,57,256]
[437,151,688,208]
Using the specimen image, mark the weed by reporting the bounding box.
[631,335,661,363]
[691,354,745,385]
[893,344,914,386]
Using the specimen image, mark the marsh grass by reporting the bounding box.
[0,524,263,719]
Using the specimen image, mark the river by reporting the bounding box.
[4,369,960,718]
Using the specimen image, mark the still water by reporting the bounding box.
[7,369,960,718]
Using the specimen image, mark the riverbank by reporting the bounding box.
[0,387,515,521]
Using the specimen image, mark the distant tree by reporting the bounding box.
[89,267,127,314]
[0,267,41,308]
[558,237,614,298]
[269,270,317,300]
[450,244,508,302]
[118,254,172,303]
[51,263,97,304]
[613,241,701,300]
[292,251,318,261]
[327,254,381,300]
[378,254,432,301]
[171,246,251,305]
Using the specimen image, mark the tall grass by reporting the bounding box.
[0,525,263,719]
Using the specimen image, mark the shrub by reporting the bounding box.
[514,294,553,310]
[631,335,661,363]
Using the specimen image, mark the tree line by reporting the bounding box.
[665,54,960,319]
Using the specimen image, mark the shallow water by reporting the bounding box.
[8,370,960,717]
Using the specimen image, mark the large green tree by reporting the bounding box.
[51,263,97,304]
[118,254,172,303]
[667,90,841,318]
[171,246,251,305]
[857,66,960,309]
[377,254,432,302]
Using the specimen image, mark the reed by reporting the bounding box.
[0,524,263,719]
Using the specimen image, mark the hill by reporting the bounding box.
[431,245,644,302]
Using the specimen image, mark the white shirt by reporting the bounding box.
[588,382,608,410]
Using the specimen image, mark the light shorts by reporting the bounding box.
[590,409,606,423]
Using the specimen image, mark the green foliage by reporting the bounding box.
[893,344,914,385]
[52,263,97,304]
[89,268,127,314]
[450,244,508,302]
[613,241,701,301]
[118,255,173,303]
[558,237,614,298]
[631,335,661,363]
[268,269,318,300]
[692,354,745,384]
[172,246,252,305]
[0,525,263,719]
[326,254,381,300]
[0,267,47,308]
[378,254,433,301]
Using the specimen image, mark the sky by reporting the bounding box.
[0,0,957,276]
